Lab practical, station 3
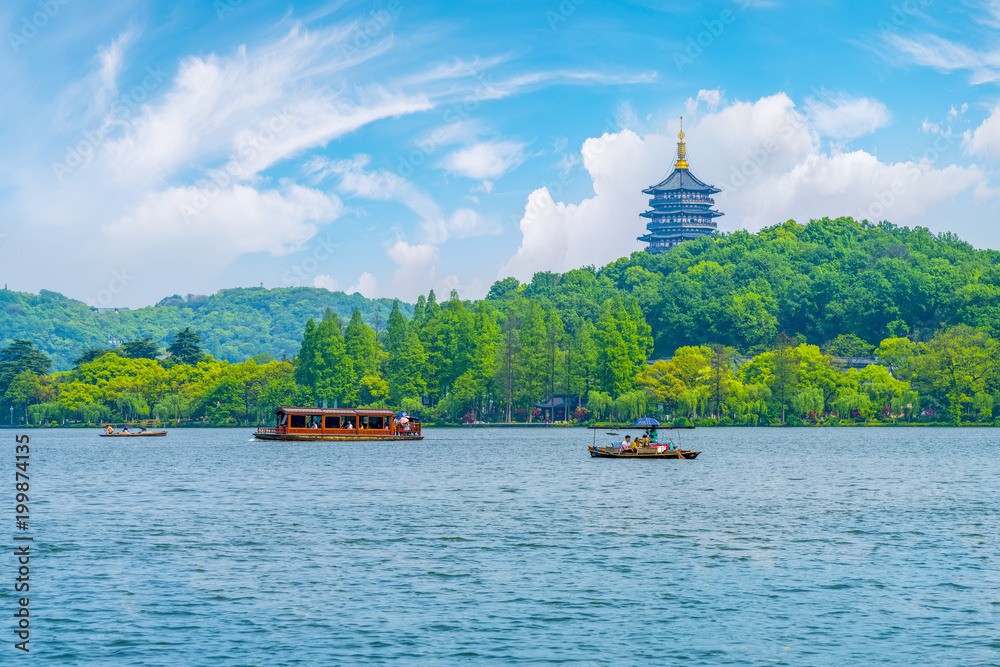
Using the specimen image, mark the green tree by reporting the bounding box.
[516,301,548,420]
[1,340,52,398]
[167,328,206,365]
[495,309,520,422]
[707,345,737,419]
[452,302,500,420]
[116,391,150,422]
[913,326,998,424]
[386,301,426,406]
[155,394,189,425]
[120,337,160,359]
[3,371,42,424]
[344,308,380,380]
[771,333,799,425]
[74,348,120,367]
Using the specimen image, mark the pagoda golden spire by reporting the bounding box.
[674,117,688,169]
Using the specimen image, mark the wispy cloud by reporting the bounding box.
[439,140,529,179]
[884,31,1000,85]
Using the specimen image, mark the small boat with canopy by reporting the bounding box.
[588,418,699,459]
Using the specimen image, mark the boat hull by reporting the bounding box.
[254,433,423,442]
[588,446,699,459]
[100,432,168,437]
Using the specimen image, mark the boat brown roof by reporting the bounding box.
[275,407,396,416]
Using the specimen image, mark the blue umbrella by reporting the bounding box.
[396,412,408,418]
[633,417,660,427]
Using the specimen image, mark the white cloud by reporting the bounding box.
[348,272,379,298]
[102,183,343,259]
[313,274,339,291]
[439,140,528,179]
[805,93,892,140]
[964,103,1000,158]
[446,208,498,239]
[434,275,487,301]
[502,93,990,281]
[96,26,433,186]
[93,29,138,112]
[314,154,497,243]
[696,88,724,111]
[885,32,1000,85]
[387,241,439,299]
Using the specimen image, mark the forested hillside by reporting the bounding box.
[4,217,997,369]
[506,217,1000,356]
[2,217,999,428]
[0,287,407,370]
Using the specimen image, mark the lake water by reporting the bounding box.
[6,427,999,665]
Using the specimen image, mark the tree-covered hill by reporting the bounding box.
[499,217,1000,357]
[4,216,998,372]
[0,287,408,370]
[3,217,999,427]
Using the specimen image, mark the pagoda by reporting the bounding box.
[638,119,723,253]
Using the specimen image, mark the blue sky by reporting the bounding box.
[2,0,999,307]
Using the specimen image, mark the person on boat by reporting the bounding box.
[309,421,319,429]
[649,428,658,444]
[138,426,146,433]
[345,420,354,430]
[122,426,130,433]
[619,435,633,452]
[105,425,114,434]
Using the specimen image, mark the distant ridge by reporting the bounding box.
[0,287,409,370]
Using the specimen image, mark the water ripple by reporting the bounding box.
[9,427,1000,665]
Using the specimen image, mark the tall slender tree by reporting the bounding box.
[386,301,426,405]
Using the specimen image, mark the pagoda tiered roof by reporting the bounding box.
[637,118,723,254]
[640,206,724,219]
[643,168,720,195]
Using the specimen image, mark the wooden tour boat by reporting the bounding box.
[255,407,423,442]
[588,423,700,459]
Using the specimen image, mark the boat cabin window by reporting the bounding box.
[289,414,306,428]
[324,415,341,429]
[369,416,386,429]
